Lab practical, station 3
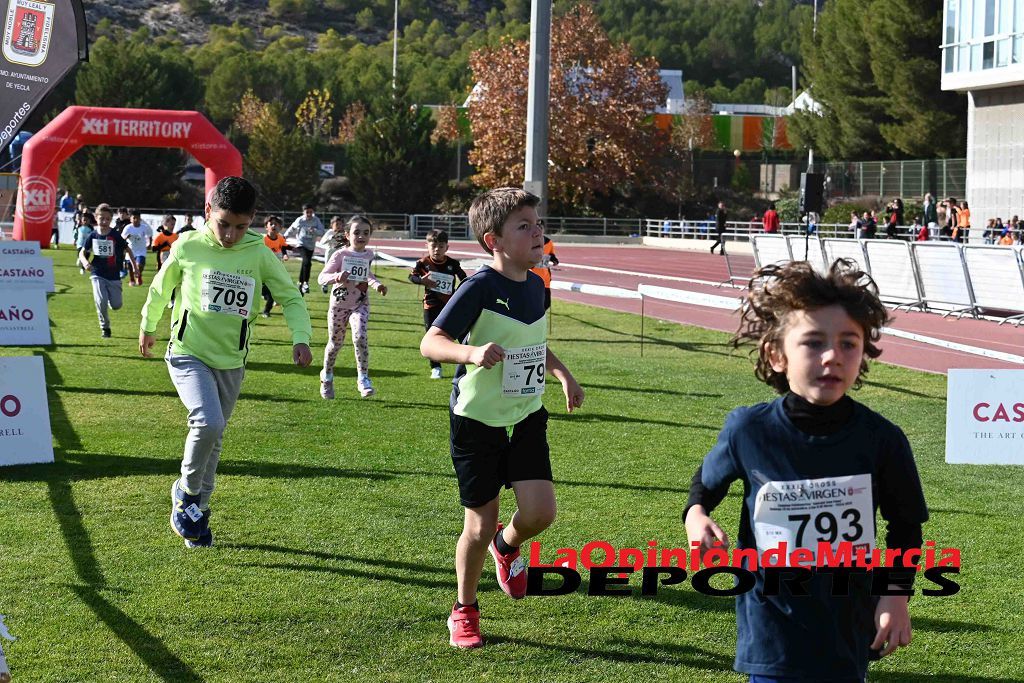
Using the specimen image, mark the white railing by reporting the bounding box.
[750,234,1024,324]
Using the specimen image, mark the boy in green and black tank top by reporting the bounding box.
[420,188,585,649]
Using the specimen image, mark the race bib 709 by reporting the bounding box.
[200,270,255,317]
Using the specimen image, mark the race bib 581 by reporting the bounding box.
[752,473,874,559]
[92,239,114,257]
[200,270,255,317]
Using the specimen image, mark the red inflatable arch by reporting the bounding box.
[13,106,243,247]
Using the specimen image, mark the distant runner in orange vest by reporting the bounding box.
[529,235,559,310]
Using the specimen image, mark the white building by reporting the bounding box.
[942,0,1024,226]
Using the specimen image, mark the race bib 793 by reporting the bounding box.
[752,473,874,560]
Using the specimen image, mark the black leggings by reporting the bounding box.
[710,230,726,253]
[424,307,442,369]
[298,246,314,285]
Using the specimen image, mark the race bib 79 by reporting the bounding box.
[502,343,546,397]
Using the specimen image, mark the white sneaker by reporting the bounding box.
[430,367,443,379]
[358,376,375,397]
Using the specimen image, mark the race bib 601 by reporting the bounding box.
[343,256,370,283]
[200,270,255,317]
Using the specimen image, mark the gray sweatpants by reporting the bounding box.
[90,276,123,330]
[166,354,245,509]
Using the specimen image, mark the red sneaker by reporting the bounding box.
[447,604,483,648]
[489,523,527,599]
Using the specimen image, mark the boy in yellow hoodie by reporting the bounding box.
[139,177,313,547]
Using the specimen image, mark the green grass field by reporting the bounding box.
[1,249,1022,682]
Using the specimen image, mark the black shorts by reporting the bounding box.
[450,407,551,508]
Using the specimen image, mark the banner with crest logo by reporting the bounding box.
[0,0,86,154]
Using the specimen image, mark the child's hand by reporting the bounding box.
[292,343,312,367]
[469,342,504,369]
[335,272,349,285]
[139,332,155,358]
[871,596,912,658]
[420,274,436,289]
[283,254,289,261]
[684,505,730,553]
[377,284,388,296]
[560,376,584,413]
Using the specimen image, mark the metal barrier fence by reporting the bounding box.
[410,214,643,238]
[820,159,966,199]
[749,234,1024,323]
[643,220,924,241]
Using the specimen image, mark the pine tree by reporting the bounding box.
[790,0,966,159]
[788,0,890,159]
[347,93,451,213]
[865,0,966,157]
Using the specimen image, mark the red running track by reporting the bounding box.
[376,239,1024,375]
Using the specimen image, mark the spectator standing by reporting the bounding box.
[983,218,996,244]
[711,201,727,254]
[284,203,325,296]
[59,189,75,214]
[940,198,959,239]
[956,201,971,243]
[914,216,928,241]
[861,211,877,239]
[923,193,939,234]
[762,202,780,234]
[849,211,862,238]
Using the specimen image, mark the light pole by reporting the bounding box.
[524,0,552,219]
[392,0,399,92]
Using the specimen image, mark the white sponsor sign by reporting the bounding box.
[0,355,53,466]
[946,369,1024,465]
[0,288,50,345]
[0,241,40,256]
[0,255,54,291]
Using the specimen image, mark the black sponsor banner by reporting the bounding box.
[0,0,86,153]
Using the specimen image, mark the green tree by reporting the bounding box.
[62,35,203,206]
[237,94,319,210]
[179,0,211,15]
[864,0,966,157]
[789,0,965,159]
[788,0,889,159]
[347,94,451,213]
[268,0,316,20]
